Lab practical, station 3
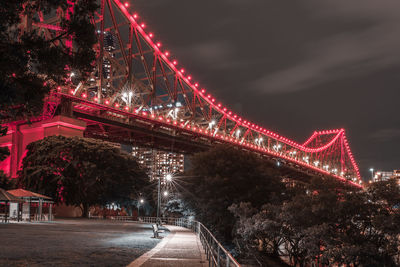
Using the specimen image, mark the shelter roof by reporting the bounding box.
[7,189,52,200]
[0,188,23,202]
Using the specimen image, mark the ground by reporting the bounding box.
[0,219,167,267]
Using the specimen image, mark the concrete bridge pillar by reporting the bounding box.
[0,115,86,178]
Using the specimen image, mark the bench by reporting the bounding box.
[152,224,164,238]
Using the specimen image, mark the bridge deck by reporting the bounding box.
[128,225,208,267]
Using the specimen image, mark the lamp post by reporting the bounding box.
[369,168,374,181]
[156,176,161,224]
[138,199,144,217]
[156,174,172,225]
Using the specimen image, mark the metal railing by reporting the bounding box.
[88,215,134,221]
[138,216,240,267]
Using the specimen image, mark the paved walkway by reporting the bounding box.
[128,225,208,267]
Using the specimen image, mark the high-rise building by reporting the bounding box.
[103,31,115,80]
[373,170,400,182]
[131,147,184,181]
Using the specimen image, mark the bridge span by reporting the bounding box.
[0,0,361,187]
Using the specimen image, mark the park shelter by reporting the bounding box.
[7,189,53,221]
[0,188,23,223]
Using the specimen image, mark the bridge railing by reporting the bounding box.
[138,216,240,267]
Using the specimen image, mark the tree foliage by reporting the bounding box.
[230,177,400,266]
[0,0,97,159]
[0,171,15,190]
[18,136,150,217]
[181,145,286,241]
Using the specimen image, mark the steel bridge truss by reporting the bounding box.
[20,0,362,186]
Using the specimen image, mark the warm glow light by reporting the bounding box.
[124,2,129,7]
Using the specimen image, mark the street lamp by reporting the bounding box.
[369,168,374,181]
[156,174,173,225]
[138,198,144,217]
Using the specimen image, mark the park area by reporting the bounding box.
[0,219,167,266]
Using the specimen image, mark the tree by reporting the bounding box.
[18,136,150,217]
[181,145,286,241]
[0,0,97,159]
[230,177,400,266]
[0,171,15,190]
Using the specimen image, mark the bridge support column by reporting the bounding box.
[0,115,86,178]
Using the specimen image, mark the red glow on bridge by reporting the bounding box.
[0,0,363,188]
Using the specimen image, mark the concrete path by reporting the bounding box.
[128,225,208,267]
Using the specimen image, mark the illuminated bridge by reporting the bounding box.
[0,0,361,186]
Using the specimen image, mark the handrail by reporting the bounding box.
[138,216,240,267]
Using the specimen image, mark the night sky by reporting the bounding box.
[130,0,400,180]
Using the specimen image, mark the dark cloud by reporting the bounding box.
[251,0,400,94]
[132,0,400,178]
[370,129,400,142]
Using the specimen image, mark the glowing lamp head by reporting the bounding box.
[166,174,172,181]
[133,13,138,19]
[140,23,145,28]
[173,60,177,65]
[156,42,161,47]
[140,199,144,204]
[165,51,169,56]
[163,191,168,196]
[124,2,129,7]
[149,32,153,38]
[105,100,110,105]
